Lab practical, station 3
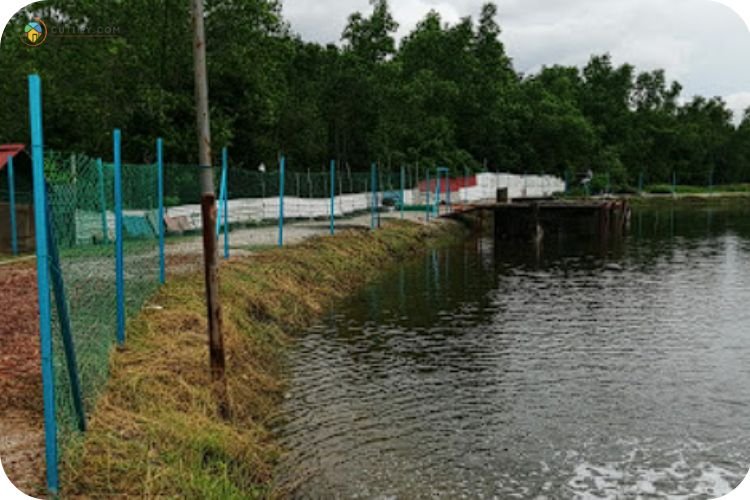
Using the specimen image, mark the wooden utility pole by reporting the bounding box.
[190,0,229,419]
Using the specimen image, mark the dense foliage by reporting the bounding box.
[1,0,749,189]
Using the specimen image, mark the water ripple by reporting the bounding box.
[275,206,750,498]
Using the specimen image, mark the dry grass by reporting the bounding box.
[61,220,463,499]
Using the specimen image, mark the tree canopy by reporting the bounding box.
[1,0,748,189]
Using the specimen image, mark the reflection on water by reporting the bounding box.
[276,203,750,498]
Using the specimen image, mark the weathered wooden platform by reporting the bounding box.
[446,199,631,241]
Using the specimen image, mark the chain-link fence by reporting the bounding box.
[43,151,160,449]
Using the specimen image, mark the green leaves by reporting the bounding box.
[0,0,747,187]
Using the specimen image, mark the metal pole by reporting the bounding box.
[191,0,228,419]
[279,156,285,247]
[29,73,59,496]
[8,155,18,255]
[157,139,165,284]
[330,159,335,235]
[114,129,125,346]
[97,159,108,245]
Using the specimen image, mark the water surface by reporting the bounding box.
[278,203,750,498]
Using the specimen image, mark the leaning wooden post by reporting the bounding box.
[191,0,229,419]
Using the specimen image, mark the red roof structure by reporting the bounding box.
[0,144,26,172]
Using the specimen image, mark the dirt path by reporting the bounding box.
[166,211,428,256]
[0,261,45,497]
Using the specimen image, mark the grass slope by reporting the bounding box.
[61,220,464,498]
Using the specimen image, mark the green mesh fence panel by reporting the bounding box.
[45,151,115,446]
[119,163,160,319]
[163,164,220,206]
[44,151,159,450]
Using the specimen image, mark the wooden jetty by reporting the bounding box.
[446,198,631,241]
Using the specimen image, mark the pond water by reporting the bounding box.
[277,202,750,499]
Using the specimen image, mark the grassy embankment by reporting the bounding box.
[61,220,465,498]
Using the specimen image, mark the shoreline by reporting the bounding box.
[59,220,466,497]
[564,192,750,205]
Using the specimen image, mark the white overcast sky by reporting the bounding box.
[282,0,750,122]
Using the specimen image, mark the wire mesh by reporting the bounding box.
[44,151,159,448]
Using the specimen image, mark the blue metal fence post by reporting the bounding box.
[215,157,227,238]
[278,156,285,247]
[8,155,18,255]
[426,169,431,222]
[223,148,229,259]
[157,139,165,283]
[96,159,109,245]
[114,129,125,346]
[330,159,336,235]
[29,73,59,495]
